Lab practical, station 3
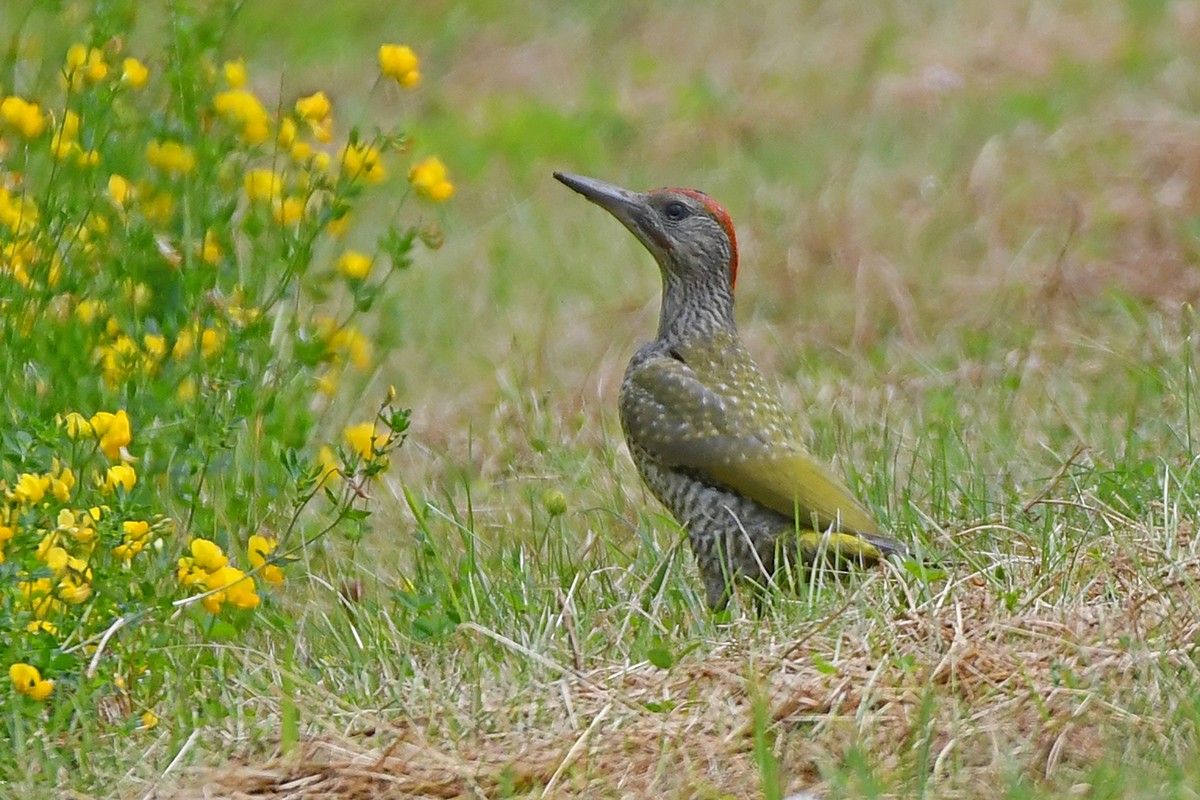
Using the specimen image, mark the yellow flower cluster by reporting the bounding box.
[379,44,421,88]
[339,142,387,184]
[64,44,109,89]
[1,32,429,707]
[122,57,149,88]
[146,139,197,176]
[10,663,53,701]
[248,534,284,584]
[176,538,261,613]
[337,250,373,280]
[64,409,131,459]
[91,315,231,389]
[409,156,454,202]
[295,91,333,143]
[214,88,270,144]
[51,110,100,166]
[0,96,47,139]
[311,315,373,395]
[0,411,156,644]
[344,421,389,461]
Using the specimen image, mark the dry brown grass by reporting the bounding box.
[154,494,1200,798]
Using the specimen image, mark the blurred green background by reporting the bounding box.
[220,0,1200,500]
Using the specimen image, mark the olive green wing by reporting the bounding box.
[622,354,894,547]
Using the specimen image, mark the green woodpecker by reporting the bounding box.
[554,171,907,609]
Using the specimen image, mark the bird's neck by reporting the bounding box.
[655,272,737,344]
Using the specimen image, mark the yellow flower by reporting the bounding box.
[96,335,140,387]
[201,230,222,265]
[172,328,195,360]
[177,377,198,403]
[20,577,58,617]
[227,304,261,328]
[0,529,11,564]
[333,326,371,370]
[200,327,223,358]
[176,559,208,588]
[101,463,137,494]
[207,565,260,610]
[213,89,270,144]
[327,214,351,237]
[26,620,58,635]
[339,142,386,184]
[315,370,337,396]
[140,711,159,730]
[75,298,106,324]
[57,509,95,544]
[0,96,47,139]
[190,538,228,572]
[223,59,247,88]
[140,190,174,222]
[113,520,150,556]
[277,117,298,148]
[63,411,93,438]
[65,43,88,71]
[9,663,53,701]
[143,333,167,361]
[317,446,341,486]
[66,44,107,86]
[60,109,81,139]
[51,112,80,160]
[295,91,331,122]
[114,540,144,560]
[122,57,149,88]
[108,174,135,207]
[12,472,50,505]
[248,534,285,584]
[378,44,420,88]
[200,589,225,614]
[146,140,196,176]
[90,410,132,460]
[42,545,69,572]
[336,250,372,280]
[289,141,313,162]
[344,422,387,460]
[409,156,454,202]
[58,574,92,604]
[49,476,72,503]
[273,196,306,226]
[244,168,282,202]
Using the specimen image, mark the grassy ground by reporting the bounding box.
[12,1,1200,797]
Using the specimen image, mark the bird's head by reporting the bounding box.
[554,172,739,294]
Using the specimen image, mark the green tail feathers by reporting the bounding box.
[796,529,909,563]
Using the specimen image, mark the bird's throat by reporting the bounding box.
[655,273,737,343]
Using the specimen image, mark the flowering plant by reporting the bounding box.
[1,5,446,723]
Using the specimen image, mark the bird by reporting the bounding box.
[554,171,908,609]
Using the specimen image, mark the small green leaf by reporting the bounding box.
[811,653,838,675]
[647,647,674,670]
[902,559,948,583]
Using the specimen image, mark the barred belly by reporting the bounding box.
[628,442,794,608]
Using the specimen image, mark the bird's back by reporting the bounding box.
[619,328,883,536]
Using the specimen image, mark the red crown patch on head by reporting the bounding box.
[674,188,739,289]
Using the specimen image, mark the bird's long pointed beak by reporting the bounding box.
[554,171,671,251]
[554,172,640,216]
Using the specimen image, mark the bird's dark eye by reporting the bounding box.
[662,201,689,221]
